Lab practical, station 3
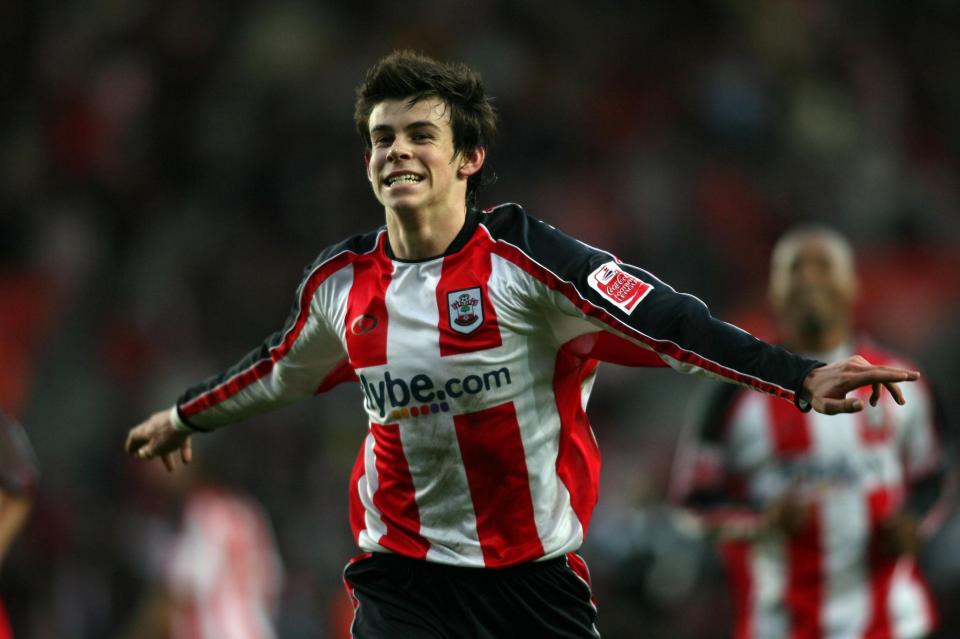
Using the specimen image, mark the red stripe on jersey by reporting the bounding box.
[181,250,359,418]
[437,230,502,356]
[316,357,358,394]
[565,552,593,587]
[558,331,669,368]
[554,337,602,533]
[453,402,544,567]
[565,552,598,606]
[721,541,754,639]
[485,236,796,403]
[370,423,430,559]
[785,503,824,639]
[345,239,393,368]
[864,487,899,639]
[348,439,367,544]
[769,394,812,456]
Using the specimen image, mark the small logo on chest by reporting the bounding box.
[350,314,379,335]
[447,287,483,334]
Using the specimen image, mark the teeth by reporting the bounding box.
[387,174,423,186]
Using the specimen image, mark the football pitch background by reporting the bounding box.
[2,2,959,637]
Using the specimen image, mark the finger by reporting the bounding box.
[846,369,918,391]
[884,381,906,405]
[816,397,864,415]
[855,367,919,382]
[870,383,880,407]
[181,438,192,465]
[125,431,142,454]
[161,452,175,473]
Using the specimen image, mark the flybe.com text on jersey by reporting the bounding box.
[358,368,513,419]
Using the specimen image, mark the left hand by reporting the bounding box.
[800,355,919,415]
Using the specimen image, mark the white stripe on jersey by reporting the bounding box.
[382,258,483,564]
[357,430,389,552]
[890,559,933,639]
[750,541,788,639]
[315,264,354,347]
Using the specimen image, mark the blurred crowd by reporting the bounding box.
[2,1,959,637]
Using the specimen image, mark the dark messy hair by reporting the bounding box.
[354,50,497,207]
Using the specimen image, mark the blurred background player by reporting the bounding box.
[120,444,284,639]
[672,227,955,639]
[0,411,38,639]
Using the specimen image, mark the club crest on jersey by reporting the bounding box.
[447,287,483,334]
[588,261,653,314]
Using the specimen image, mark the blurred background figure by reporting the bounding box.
[120,448,284,639]
[671,227,955,639]
[0,411,38,639]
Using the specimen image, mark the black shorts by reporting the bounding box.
[342,552,600,638]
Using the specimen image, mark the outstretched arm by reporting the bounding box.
[798,355,919,415]
[123,239,369,471]
[481,205,923,410]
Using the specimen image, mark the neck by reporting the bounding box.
[385,202,468,260]
[782,323,850,356]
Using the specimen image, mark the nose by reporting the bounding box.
[387,138,412,162]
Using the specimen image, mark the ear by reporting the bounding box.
[364,150,373,183]
[457,146,486,179]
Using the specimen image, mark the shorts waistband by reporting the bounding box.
[361,551,568,575]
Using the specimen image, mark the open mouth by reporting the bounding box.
[385,172,424,187]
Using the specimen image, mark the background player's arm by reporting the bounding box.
[881,380,958,555]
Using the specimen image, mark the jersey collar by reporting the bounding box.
[384,208,481,263]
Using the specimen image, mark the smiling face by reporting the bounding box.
[364,97,483,218]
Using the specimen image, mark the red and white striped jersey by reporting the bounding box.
[171,204,819,568]
[673,340,949,639]
[165,487,284,639]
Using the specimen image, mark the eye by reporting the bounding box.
[412,132,433,142]
[373,136,393,148]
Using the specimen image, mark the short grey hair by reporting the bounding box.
[769,225,857,299]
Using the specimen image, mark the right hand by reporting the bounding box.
[125,409,192,473]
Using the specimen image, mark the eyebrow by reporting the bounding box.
[370,121,442,135]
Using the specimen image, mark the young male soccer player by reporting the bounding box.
[671,228,951,639]
[126,52,921,637]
